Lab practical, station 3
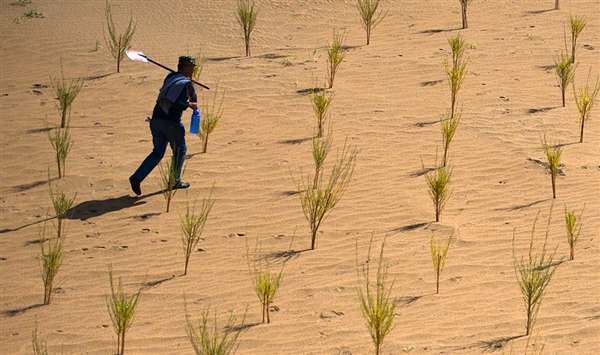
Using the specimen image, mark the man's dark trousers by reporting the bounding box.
[131,118,187,183]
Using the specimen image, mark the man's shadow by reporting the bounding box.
[67,190,163,221]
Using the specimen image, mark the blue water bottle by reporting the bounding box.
[189,108,201,134]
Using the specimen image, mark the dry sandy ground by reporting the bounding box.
[1,0,599,354]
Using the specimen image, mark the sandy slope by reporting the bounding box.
[1,0,599,354]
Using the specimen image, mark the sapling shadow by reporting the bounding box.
[106,267,141,355]
[573,74,600,143]
[104,1,136,73]
[430,234,452,294]
[51,64,83,128]
[181,190,215,275]
[569,15,586,63]
[246,237,285,324]
[542,137,562,199]
[554,53,575,107]
[200,86,225,153]
[299,140,357,250]
[356,236,396,355]
[185,302,246,355]
[512,207,561,336]
[564,205,584,260]
[310,88,332,138]
[327,31,345,89]
[356,0,387,45]
[48,126,72,178]
[236,0,258,57]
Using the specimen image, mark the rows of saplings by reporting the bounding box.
[31,0,595,354]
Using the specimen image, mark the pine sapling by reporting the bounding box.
[200,87,224,153]
[426,166,452,222]
[159,158,184,213]
[311,132,332,190]
[569,16,586,63]
[32,325,49,355]
[573,75,600,143]
[192,51,206,82]
[327,31,345,89]
[356,237,395,355]
[48,179,76,239]
[51,65,83,128]
[236,0,258,57]
[181,192,215,275]
[459,0,474,29]
[564,206,583,260]
[40,227,63,305]
[554,53,575,107]
[542,138,562,199]
[107,268,141,355]
[448,33,466,70]
[104,1,136,73]
[430,235,452,294]
[445,58,467,120]
[299,141,357,250]
[246,238,284,324]
[512,209,560,336]
[185,305,246,355]
[310,88,332,138]
[48,126,72,178]
[441,111,461,167]
[356,0,387,45]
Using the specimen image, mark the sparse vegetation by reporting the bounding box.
[48,179,76,239]
[542,138,562,199]
[569,16,586,63]
[192,51,206,82]
[356,0,387,45]
[185,305,246,355]
[299,141,357,250]
[573,75,600,143]
[327,31,345,89]
[554,53,575,107]
[48,126,72,179]
[430,235,452,294]
[40,227,63,305]
[200,87,225,153]
[441,111,461,167]
[10,0,32,6]
[512,209,560,336]
[159,158,184,213]
[51,65,83,128]
[104,1,136,73]
[445,55,467,120]
[107,268,141,355]
[459,0,473,29]
[356,237,395,355]
[426,166,452,223]
[236,0,258,57]
[311,132,332,190]
[448,34,466,70]
[564,206,583,260]
[310,89,332,138]
[246,238,284,324]
[32,325,48,355]
[181,191,215,276]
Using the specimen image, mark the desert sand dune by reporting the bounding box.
[1,0,599,354]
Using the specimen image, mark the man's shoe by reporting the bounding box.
[174,181,191,190]
[129,176,142,196]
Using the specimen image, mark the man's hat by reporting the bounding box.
[178,56,197,66]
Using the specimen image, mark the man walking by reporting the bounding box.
[129,56,198,196]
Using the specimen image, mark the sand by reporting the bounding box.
[1,0,599,354]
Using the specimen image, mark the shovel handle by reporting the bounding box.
[142,55,210,90]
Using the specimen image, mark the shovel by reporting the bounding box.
[126,49,210,90]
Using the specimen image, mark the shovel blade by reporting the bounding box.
[126,49,148,62]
